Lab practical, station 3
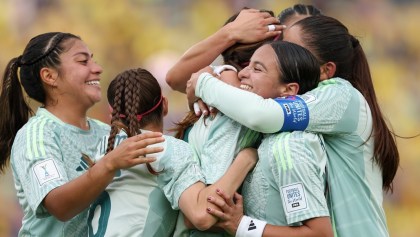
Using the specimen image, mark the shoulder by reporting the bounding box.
[16,113,59,140]
[266,131,325,157]
[163,135,192,154]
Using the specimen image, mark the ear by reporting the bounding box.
[280,82,300,97]
[162,96,168,117]
[320,62,336,80]
[40,67,58,87]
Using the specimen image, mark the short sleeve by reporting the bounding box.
[11,120,69,217]
[270,132,329,224]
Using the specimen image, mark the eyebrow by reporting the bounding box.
[73,52,93,58]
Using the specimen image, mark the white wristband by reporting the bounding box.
[235,215,267,237]
[211,64,238,76]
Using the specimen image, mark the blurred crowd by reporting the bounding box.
[0,0,419,236]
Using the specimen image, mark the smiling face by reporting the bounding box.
[49,39,103,109]
[237,44,287,99]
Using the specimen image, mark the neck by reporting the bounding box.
[44,104,89,130]
[141,122,164,133]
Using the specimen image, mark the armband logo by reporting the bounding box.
[283,103,291,115]
[33,159,61,186]
[281,182,309,213]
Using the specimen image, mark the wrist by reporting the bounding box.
[219,23,239,45]
[236,215,267,237]
[98,154,117,174]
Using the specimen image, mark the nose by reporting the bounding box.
[238,66,249,80]
[92,61,103,75]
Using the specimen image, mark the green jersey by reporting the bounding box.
[188,113,261,184]
[242,131,329,225]
[11,107,109,237]
[88,130,205,237]
[196,75,388,236]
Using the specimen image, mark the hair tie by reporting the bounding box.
[16,55,23,67]
[118,94,163,122]
[136,95,163,121]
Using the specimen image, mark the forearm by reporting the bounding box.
[196,73,284,133]
[212,148,257,194]
[43,158,115,221]
[179,149,257,230]
[166,27,236,93]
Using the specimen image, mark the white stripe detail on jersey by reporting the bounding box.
[39,118,47,157]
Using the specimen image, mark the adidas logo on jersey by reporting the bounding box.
[248,220,257,231]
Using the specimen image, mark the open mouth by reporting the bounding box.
[86,80,100,86]
[240,84,252,91]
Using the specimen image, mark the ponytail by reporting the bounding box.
[351,39,399,192]
[0,57,34,173]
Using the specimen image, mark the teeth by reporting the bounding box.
[86,81,100,85]
[240,84,252,91]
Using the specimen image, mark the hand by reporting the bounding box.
[207,189,244,235]
[102,132,164,171]
[225,8,284,44]
[186,66,214,116]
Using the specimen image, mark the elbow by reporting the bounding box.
[49,209,75,222]
[43,200,77,222]
[165,70,185,93]
[188,212,216,231]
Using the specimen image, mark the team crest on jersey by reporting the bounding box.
[33,159,61,186]
[281,182,308,213]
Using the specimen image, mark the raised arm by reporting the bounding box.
[165,8,282,93]
[187,72,284,133]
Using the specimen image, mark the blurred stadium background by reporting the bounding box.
[0,0,419,236]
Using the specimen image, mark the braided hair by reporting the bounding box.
[107,68,163,175]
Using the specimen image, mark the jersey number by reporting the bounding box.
[88,191,111,237]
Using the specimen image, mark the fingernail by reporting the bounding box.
[216,188,220,193]
[207,207,211,212]
[193,102,200,115]
[207,196,212,201]
[203,110,208,116]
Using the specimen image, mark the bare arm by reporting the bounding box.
[178,148,258,230]
[42,132,164,221]
[207,190,333,237]
[166,8,282,93]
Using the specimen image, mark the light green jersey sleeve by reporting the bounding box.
[196,73,363,135]
[11,118,69,218]
[196,72,284,133]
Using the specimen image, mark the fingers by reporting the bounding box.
[233,192,243,206]
[133,146,164,158]
[206,205,225,219]
[215,189,234,206]
[132,133,165,147]
[193,102,201,116]
[131,156,157,165]
[196,99,209,117]
[133,131,163,142]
